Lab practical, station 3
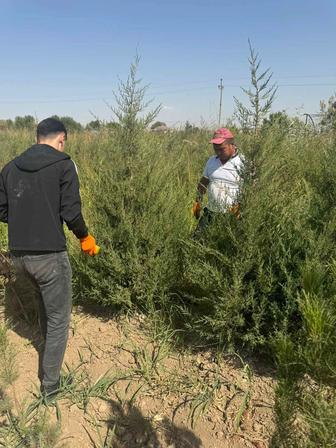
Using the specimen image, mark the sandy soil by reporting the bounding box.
[2,307,277,448]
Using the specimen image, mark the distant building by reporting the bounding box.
[150,121,169,133]
[151,124,169,133]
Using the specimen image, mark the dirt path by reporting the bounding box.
[3,308,277,447]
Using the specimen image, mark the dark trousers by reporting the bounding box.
[193,207,214,238]
[10,251,72,388]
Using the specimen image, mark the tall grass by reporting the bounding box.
[1,124,336,446]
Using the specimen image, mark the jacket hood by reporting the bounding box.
[14,144,70,172]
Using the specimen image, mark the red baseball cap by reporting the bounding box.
[210,128,234,144]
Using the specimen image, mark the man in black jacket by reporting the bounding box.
[0,117,98,397]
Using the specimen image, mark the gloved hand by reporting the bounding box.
[80,234,100,256]
[229,203,241,219]
[192,201,202,219]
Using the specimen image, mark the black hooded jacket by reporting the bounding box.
[0,144,88,252]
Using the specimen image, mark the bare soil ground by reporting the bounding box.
[0,304,277,448]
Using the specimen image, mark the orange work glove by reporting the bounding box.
[229,203,241,219]
[192,201,202,219]
[80,235,100,256]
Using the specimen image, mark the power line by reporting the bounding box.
[0,97,103,104]
[278,83,336,87]
[150,74,336,88]
[150,75,336,90]
[0,83,335,105]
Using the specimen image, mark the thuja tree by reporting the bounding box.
[108,54,162,156]
[234,40,277,133]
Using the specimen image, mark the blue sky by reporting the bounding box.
[0,0,335,126]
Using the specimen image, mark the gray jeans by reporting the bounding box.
[10,251,72,388]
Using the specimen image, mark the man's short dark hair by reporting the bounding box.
[36,118,67,140]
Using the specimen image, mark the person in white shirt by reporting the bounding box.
[192,128,243,231]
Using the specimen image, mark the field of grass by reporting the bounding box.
[0,123,336,447]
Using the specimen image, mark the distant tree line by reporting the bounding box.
[0,96,335,134]
[0,115,36,130]
[0,115,120,132]
[0,115,84,132]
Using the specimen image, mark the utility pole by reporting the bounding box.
[218,78,223,127]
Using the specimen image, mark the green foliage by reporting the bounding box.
[261,111,292,133]
[320,94,336,131]
[14,115,36,129]
[0,322,18,386]
[234,39,277,132]
[1,114,336,446]
[108,54,161,155]
[69,130,207,310]
[86,119,101,131]
[184,120,199,133]
[50,115,83,132]
[0,119,14,131]
[299,386,336,447]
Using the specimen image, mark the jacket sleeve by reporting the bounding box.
[0,171,8,224]
[60,160,88,239]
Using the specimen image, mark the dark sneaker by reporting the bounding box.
[40,379,60,399]
[40,374,73,401]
